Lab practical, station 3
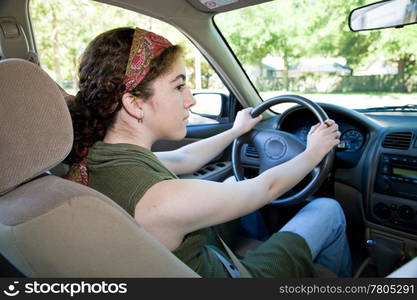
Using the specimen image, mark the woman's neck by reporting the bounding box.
[103,123,155,150]
[103,134,152,150]
[102,109,159,150]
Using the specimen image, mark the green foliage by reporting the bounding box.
[30,0,206,90]
[31,0,417,93]
[302,1,381,68]
[216,1,305,65]
[215,0,379,69]
[215,0,417,93]
[371,25,417,90]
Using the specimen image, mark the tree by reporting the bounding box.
[303,0,417,91]
[372,25,417,91]
[215,0,385,90]
[302,0,380,69]
[30,0,203,91]
[216,1,308,91]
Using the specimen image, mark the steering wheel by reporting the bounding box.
[232,94,334,206]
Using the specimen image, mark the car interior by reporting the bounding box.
[1,0,417,278]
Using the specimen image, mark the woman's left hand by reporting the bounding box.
[231,107,263,137]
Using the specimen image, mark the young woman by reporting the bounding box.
[66,27,352,277]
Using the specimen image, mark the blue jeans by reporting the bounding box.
[224,177,352,276]
[279,197,352,277]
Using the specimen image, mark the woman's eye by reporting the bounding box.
[176,84,186,91]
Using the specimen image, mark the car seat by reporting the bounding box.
[0,58,199,277]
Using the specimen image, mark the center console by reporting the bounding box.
[371,154,417,234]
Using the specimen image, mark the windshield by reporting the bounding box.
[214,0,417,113]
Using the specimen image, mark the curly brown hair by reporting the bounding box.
[66,27,182,163]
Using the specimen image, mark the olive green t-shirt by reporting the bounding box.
[87,141,317,278]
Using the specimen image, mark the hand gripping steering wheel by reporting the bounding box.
[232,94,334,206]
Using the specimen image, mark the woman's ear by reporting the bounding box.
[121,93,144,120]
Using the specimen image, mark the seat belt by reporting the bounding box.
[217,234,252,278]
[209,246,241,278]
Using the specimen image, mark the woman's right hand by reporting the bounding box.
[305,119,340,164]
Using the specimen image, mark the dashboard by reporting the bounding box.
[281,105,417,237]
[277,106,369,168]
[241,103,417,243]
[280,112,365,152]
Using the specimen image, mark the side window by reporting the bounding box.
[29,0,228,125]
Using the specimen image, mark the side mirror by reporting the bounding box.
[191,92,223,117]
[188,92,229,125]
[349,0,417,31]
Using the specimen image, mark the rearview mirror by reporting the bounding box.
[349,0,417,31]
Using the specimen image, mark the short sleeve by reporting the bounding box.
[88,164,174,216]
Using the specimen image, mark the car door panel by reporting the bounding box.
[152,123,234,181]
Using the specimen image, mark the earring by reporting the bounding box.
[138,111,144,123]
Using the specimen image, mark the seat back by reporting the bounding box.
[0,59,199,277]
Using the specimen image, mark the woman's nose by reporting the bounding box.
[184,87,196,108]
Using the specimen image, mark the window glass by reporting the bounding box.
[29,0,227,124]
[215,0,417,113]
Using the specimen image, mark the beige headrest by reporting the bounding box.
[0,59,73,195]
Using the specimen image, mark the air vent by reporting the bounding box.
[245,144,259,159]
[382,132,413,150]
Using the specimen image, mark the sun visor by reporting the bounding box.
[186,0,273,13]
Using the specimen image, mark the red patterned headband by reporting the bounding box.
[123,28,172,93]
